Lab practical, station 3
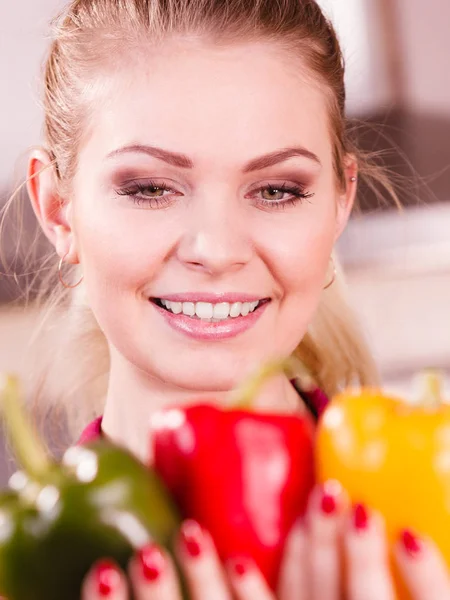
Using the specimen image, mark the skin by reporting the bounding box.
[27,38,450,599]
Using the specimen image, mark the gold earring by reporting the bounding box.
[58,252,83,289]
[323,256,336,290]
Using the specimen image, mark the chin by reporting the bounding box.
[145,347,262,394]
[164,361,245,393]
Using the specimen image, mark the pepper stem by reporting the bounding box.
[0,374,52,479]
[414,369,444,409]
[229,355,317,409]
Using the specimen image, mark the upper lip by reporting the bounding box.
[151,293,269,303]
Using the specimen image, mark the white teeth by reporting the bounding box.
[240,303,250,317]
[182,302,195,317]
[195,302,214,319]
[166,301,182,314]
[230,302,242,317]
[213,302,230,320]
[158,299,262,320]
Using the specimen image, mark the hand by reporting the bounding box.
[277,482,450,600]
[81,483,450,600]
[81,519,274,600]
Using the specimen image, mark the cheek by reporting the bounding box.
[255,206,336,351]
[73,201,176,298]
[257,210,335,295]
[276,232,331,289]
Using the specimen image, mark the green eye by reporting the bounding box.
[116,179,180,208]
[253,182,314,208]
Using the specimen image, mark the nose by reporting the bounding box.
[176,197,253,275]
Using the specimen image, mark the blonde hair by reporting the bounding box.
[12,0,397,440]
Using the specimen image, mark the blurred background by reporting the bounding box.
[0,0,449,483]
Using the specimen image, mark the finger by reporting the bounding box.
[226,557,275,600]
[344,504,395,600]
[394,529,450,600]
[128,543,182,600]
[307,481,346,600]
[277,519,309,600]
[176,520,231,600]
[82,560,128,600]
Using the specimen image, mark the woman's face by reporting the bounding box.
[70,39,353,391]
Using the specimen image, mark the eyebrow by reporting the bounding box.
[105,144,321,171]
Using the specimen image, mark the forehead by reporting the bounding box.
[81,39,332,170]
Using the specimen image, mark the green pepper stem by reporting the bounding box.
[0,374,52,479]
[229,355,317,409]
[415,369,443,409]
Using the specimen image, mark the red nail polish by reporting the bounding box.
[180,520,203,558]
[320,491,337,515]
[401,529,422,558]
[138,543,165,582]
[94,560,120,597]
[319,481,341,516]
[230,557,252,578]
[352,503,369,531]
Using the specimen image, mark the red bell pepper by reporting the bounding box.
[152,392,315,590]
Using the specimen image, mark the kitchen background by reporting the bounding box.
[0,0,449,484]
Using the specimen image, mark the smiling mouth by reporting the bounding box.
[151,298,271,322]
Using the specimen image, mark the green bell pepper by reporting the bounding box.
[0,376,182,600]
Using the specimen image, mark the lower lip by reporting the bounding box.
[151,302,268,341]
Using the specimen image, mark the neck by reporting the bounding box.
[101,352,301,464]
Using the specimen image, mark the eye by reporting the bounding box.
[249,182,314,209]
[115,179,182,208]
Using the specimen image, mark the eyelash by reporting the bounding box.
[116,180,178,209]
[115,179,314,209]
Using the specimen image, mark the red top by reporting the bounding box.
[77,416,103,445]
[76,387,329,445]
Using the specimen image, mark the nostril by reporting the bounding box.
[185,260,219,274]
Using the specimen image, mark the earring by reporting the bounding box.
[58,252,83,289]
[350,176,357,182]
[323,256,336,290]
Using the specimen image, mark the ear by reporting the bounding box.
[27,149,79,264]
[333,155,358,242]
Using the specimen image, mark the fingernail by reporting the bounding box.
[94,560,120,597]
[319,481,341,516]
[401,529,422,558]
[320,489,337,515]
[352,503,369,532]
[138,543,165,582]
[229,557,253,578]
[180,520,204,558]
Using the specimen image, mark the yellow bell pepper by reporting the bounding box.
[315,372,450,600]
